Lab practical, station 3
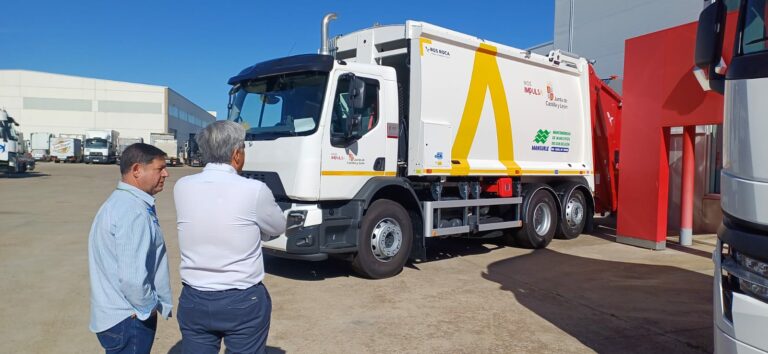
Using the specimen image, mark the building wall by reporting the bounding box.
[553,0,707,94]
[0,70,214,144]
[167,88,215,145]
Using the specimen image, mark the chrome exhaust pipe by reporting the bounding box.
[320,12,337,55]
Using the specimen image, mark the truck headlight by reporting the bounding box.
[735,251,768,303]
[286,210,307,230]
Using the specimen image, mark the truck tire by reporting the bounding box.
[514,189,558,249]
[558,189,587,239]
[352,199,413,279]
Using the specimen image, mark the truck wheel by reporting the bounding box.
[352,199,413,279]
[514,189,558,249]
[557,189,587,239]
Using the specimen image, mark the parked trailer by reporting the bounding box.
[116,137,144,164]
[226,15,622,278]
[50,137,83,163]
[30,132,53,161]
[150,133,180,166]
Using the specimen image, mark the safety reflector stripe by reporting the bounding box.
[419,168,590,176]
[321,171,396,176]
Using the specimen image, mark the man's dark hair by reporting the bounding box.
[119,143,167,175]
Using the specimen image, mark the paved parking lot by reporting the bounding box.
[0,163,716,353]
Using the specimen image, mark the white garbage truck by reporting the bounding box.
[227,15,622,278]
[0,109,35,174]
[695,1,768,353]
[84,130,119,164]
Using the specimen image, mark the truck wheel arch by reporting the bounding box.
[353,177,425,260]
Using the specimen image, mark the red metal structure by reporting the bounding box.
[588,66,623,215]
[616,13,737,249]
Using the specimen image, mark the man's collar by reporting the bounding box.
[204,163,237,174]
[116,181,155,206]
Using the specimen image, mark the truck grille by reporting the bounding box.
[242,171,288,205]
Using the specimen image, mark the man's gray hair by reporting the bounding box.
[196,121,246,164]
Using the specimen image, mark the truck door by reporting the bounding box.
[320,72,392,199]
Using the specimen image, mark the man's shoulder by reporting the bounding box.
[175,170,265,189]
[99,190,144,219]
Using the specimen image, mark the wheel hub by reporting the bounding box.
[370,218,403,261]
[533,203,552,236]
[565,197,584,228]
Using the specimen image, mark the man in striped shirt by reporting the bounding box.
[88,143,173,354]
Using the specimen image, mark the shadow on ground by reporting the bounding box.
[0,172,50,179]
[265,254,353,281]
[265,235,509,280]
[482,248,713,353]
[592,215,713,259]
[167,340,286,353]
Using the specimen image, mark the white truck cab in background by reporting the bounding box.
[1,109,35,174]
[84,130,119,164]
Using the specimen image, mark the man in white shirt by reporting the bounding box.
[173,121,286,354]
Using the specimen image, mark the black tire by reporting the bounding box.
[352,199,413,279]
[557,189,587,239]
[513,189,558,249]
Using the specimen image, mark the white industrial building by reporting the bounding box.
[0,70,215,143]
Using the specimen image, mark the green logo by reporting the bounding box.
[534,129,550,144]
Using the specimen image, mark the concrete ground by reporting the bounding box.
[0,164,716,353]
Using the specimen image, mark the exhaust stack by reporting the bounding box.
[320,13,337,55]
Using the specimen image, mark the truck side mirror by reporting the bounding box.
[694,1,726,93]
[349,77,366,110]
[346,113,364,140]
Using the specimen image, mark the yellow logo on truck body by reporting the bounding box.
[451,43,520,176]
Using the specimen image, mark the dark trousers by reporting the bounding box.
[178,282,272,354]
[96,315,157,354]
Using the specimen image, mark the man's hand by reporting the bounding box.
[130,310,157,319]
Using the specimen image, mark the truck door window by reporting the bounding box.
[330,75,379,144]
[742,0,768,55]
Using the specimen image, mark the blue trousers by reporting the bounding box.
[96,315,157,354]
[178,282,272,354]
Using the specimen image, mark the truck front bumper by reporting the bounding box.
[715,216,768,353]
[85,155,108,163]
[262,202,363,261]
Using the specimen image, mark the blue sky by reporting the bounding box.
[2,1,554,119]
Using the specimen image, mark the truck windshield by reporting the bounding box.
[742,0,768,55]
[228,72,328,140]
[86,138,108,149]
[0,121,8,141]
[1,121,18,142]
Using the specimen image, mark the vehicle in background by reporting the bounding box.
[1,109,35,174]
[116,137,144,164]
[84,130,119,164]
[226,15,622,278]
[50,137,83,163]
[150,133,180,166]
[184,133,203,167]
[30,132,53,161]
[695,1,768,353]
